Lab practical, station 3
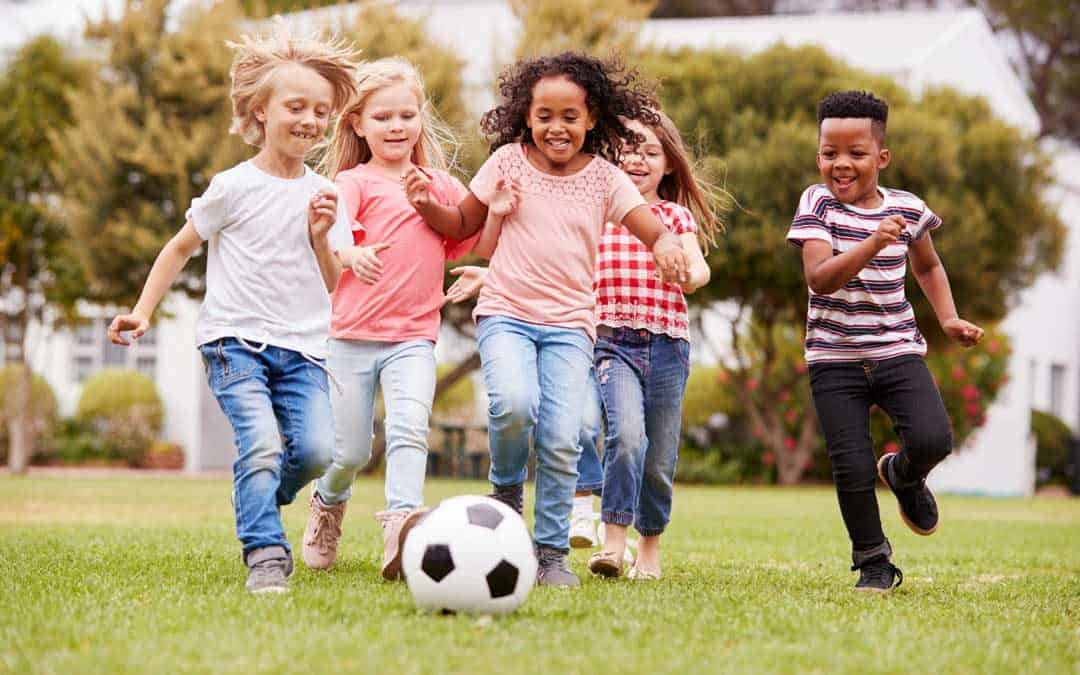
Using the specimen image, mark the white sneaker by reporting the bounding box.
[569,514,598,548]
[597,524,637,565]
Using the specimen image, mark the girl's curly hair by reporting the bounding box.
[480,52,659,164]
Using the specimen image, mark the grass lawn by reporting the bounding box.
[1,475,1078,674]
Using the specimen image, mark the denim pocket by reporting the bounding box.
[201,339,256,390]
[673,338,691,372]
[305,357,330,394]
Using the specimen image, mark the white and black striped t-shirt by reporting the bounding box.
[786,183,942,364]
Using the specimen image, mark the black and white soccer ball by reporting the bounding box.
[402,495,537,615]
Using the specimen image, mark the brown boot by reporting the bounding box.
[301,492,346,570]
[376,507,429,581]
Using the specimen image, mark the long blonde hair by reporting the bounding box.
[319,58,456,178]
[227,19,359,147]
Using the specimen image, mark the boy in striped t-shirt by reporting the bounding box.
[787,90,984,593]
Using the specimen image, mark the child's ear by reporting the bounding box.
[877,147,891,170]
[348,112,363,137]
[254,106,266,124]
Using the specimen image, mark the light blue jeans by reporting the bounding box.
[477,316,594,551]
[198,338,335,557]
[576,368,605,493]
[316,338,436,512]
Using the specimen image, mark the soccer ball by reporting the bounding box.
[402,495,537,615]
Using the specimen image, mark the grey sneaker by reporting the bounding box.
[245,546,294,594]
[302,492,347,570]
[536,545,580,587]
[488,483,524,515]
[376,507,430,581]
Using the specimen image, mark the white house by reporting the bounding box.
[6,2,1077,494]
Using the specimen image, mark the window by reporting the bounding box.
[1050,364,1066,419]
[75,356,94,382]
[75,321,96,345]
[136,356,156,378]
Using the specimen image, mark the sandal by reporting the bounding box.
[588,550,624,578]
[627,565,661,581]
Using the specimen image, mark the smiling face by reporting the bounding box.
[619,119,668,201]
[526,75,595,171]
[256,62,335,160]
[351,82,423,167]
[817,117,890,209]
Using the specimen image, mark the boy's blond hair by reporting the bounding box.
[318,57,457,178]
[227,19,360,147]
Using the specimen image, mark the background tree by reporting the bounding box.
[0,36,86,472]
[639,43,1065,482]
[54,0,249,308]
[510,0,655,58]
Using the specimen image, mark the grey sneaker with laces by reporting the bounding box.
[536,545,580,587]
[245,545,294,594]
[302,492,347,570]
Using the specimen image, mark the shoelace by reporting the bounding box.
[374,510,406,527]
[856,561,904,589]
[310,508,342,551]
[250,559,288,582]
[537,549,570,573]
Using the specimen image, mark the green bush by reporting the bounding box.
[76,368,163,467]
[0,365,59,464]
[47,418,107,465]
[1032,409,1073,486]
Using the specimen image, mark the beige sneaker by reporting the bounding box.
[376,507,429,581]
[302,492,346,570]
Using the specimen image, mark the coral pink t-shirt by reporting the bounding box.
[331,163,474,343]
[469,144,645,341]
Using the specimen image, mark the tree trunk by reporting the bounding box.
[7,361,32,474]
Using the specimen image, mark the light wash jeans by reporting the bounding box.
[198,338,335,557]
[576,368,605,493]
[477,316,594,551]
[316,338,436,512]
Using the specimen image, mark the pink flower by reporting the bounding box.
[965,402,980,417]
[718,370,730,384]
[795,363,808,375]
[804,456,816,470]
[779,390,791,403]
[987,339,1001,354]
[745,378,759,392]
[783,436,796,450]
[784,409,799,424]
[952,365,966,380]
[883,442,900,455]
[762,452,776,466]
[962,384,979,401]
[751,426,764,439]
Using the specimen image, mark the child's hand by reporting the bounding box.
[107,312,150,346]
[342,243,390,284]
[444,265,487,305]
[309,189,338,240]
[403,167,433,211]
[943,318,984,348]
[652,233,690,284]
[490,179,520,217]
[870,214,907,250]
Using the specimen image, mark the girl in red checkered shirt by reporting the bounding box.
[448,109,726,580]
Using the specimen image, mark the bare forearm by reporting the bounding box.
[311,235,342,293]
[807,238,881,294]
[915,263,959,326]
[132,241,195,320]
[473,211,504,259]
[681,262,710,293]
[418,201,476,241]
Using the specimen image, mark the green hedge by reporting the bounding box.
[76,368,163,467]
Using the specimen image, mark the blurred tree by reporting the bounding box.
[0,36,86,472]
[510,0,656,59]
[639,43,1065,482]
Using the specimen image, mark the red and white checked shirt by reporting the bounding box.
[594,200,697,340]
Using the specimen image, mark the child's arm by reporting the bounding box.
[801,214,906,294]
[621,205,690,284]
[309,190,343,292]
[107,220,203,345]
[444,265,489,305]
[909,232,984,347]
[679,233,710,294]
[472,179,520,259]
[403,167,487,241]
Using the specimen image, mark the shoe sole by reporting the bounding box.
[382,508,429,581]
[249,586,289,594]
[570,534,597,549]
[854,585,895,595]
[588,558,623,578]
[877,454,938,536]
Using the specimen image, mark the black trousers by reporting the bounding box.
[809,354,952,556]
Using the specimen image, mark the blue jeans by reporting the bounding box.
[199,338,335,557]
[316,338,435,511]
[596,328,689,537]
[576,368,604,493]
[477,316,594,550]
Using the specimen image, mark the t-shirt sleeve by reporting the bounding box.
[469,145,510,206]
[606,167,647,225]
[787,186,832,248]
[186,173,232,240]
[436,171,480,260]
[913,202,942,241]
[334,173,366,245]
[328,189,354,253]
[669,204,698,235]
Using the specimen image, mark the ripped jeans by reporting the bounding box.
[199,338,335,557]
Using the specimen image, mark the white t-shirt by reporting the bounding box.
[186,160,352,358]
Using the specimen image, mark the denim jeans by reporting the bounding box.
[596,328,689,537]
[316,338,436,511]
[199,338,335,557]
[809,354,952,554]
[477,315,594,550]
[576,368,605,493]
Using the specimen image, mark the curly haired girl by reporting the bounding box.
[409,52,690,587]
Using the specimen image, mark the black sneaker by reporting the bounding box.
[536,545,580,587]
[878,453,939,535]
[852,556,903,593]
[488,483,524,515]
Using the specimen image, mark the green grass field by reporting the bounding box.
[1,475,1078,674]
